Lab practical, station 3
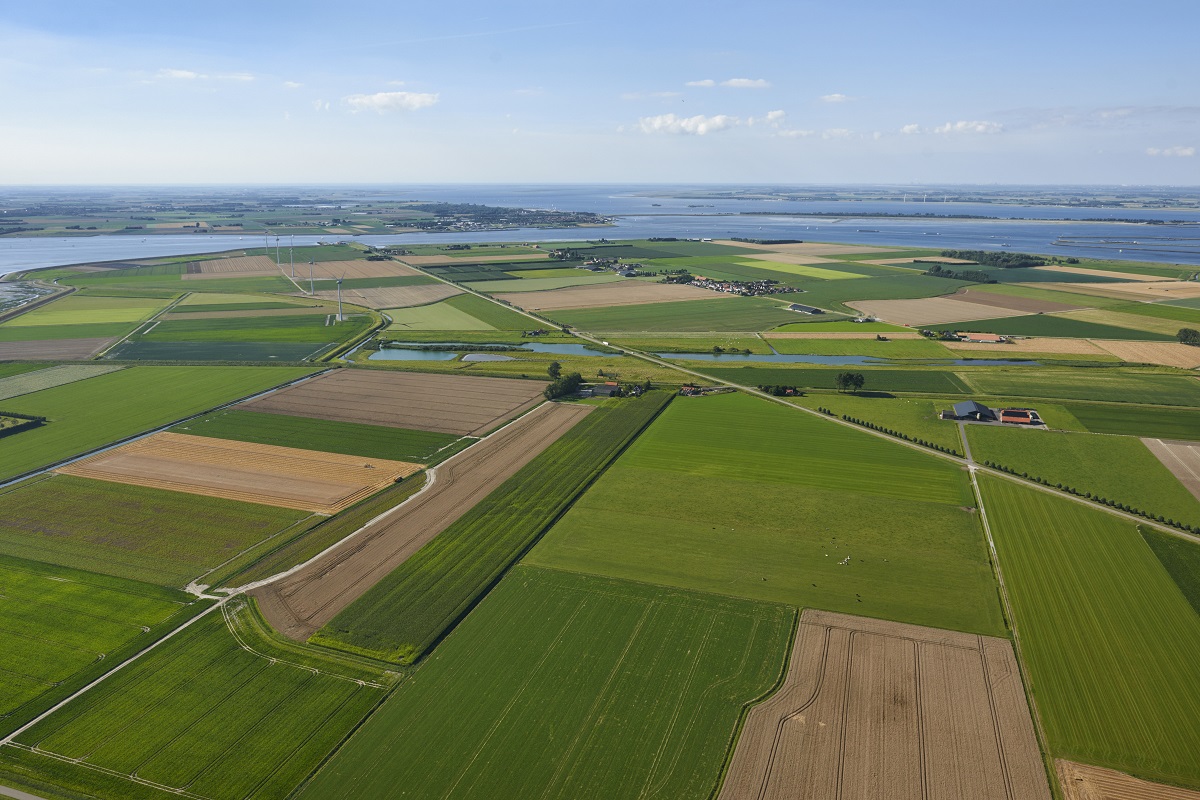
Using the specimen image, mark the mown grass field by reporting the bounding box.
[314,391,673,664]
[789,392,964,451]
[0,365,315,481]
[555,297,801,332]
[385,299,497,330]
[12,600,389,800]
[930,314,1174,340]
[771,320,911,332]
[959,368,1200,405]
[1111,300,1200,326]
[1140,529,1200,615]
[0,321,132,341]
[967,426,1200,528]
[139,313,372,343]
[528,392,1004,635]
[700,365,972,393]
[0,554,189,726]
[786,273,970,314]
[176,409,466,463]
[0,475,317,587]
[765,337,956,358]
[1063,402,1200,440]
[980,476,1200,788]
[104,340,333,361]
[301,566,792,800]
[1,294,171,328]
[0,365,123,401]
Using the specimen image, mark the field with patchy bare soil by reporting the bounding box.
[1057,761,1200,800]
[848,296,1019,326]
[1093,341,1200,368]
[954,287,1086,313]
[251,402,591,639]
[0,337,116,359]
[493,279,730,311]
[1142,438,1200,501]
[308,283,461,309]
[57,432,421,514]
[718,609,1049,800]
[238,369,545,435]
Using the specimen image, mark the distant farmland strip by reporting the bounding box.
[980,476,1200,788]
[0,365,123,402]
[700,365,972,394]
[1065,402,1200,441]
[313,390,673,664]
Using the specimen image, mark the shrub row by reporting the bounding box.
[840,414,963,456]
[980,460,1199,533]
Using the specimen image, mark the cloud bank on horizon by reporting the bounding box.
[0,0,1196,184]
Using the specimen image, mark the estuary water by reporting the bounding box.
[3,185,1200,276]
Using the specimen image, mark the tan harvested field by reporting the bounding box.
[159,305,330,321]
[1094,341,1200,369]
[1035,265,1163,282]
[765,331,923,339]
[713,239,891,255]
[493,280,728,311]
[57,432,421,514]
[718,609,1049,800]
[946,338,1110,356]
[251,401,592,639]
[847,297,1018,326]
[1057,760,1200,800]
[1054,308,1188,337]
[398,253,549,266]
[189,255,278,274]
[0,337,117,360]
[955,287,1086,314]
[238,369,545,436]
[1143,439,1200,502]
[1041,281,1200,301]
[305,283,462,309]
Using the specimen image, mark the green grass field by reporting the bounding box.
[314,391,673,664]
[700,365,972,393]
[13,600,389,800]
[445,292,537,329]
[980,477,1200,788]
[1,294,171,328]
[103,340,333,361]
[0,554,190,726]
[556,297,806,332]
[969,282,1128,309]
[607,333,776,354]
[0,365,123,402]
[789,392,963,451]
[930,314,1174,340]
[765,337,957,358]
[1063,402,1200,440]
[1110,301,1200,326]
[176,409,466,463]
[958,368,1200,405]
[528,393,1004,635]
[967,427,1200,528]
[0,322,133,342]
[385,299,497,331]
[0,365,314,481]
[468,274,626,292]
[301,566,792,800]
[0,475,317,587]
[784,273,970,314]
[770,320,911,332]
[139,313,371,343]
[1140,529,1200,615]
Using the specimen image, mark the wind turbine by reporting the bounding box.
[335,271,346,321]
[289,235,295,278]
[308,258,315,296]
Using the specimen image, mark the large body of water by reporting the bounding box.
[3,185,1200,276]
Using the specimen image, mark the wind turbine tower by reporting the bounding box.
[290,235,295,278]
[335,274,345,322]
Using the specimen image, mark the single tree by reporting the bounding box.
[1178,328,1200,346]
[547,361,562,379]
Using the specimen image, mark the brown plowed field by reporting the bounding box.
[57,432,421,514]
[713,239,891,255]
[1142,439,1200,501]
[250,401,592,639]
[238,369,545,436]
[717,609,1050,800]
[847,297,1018,326]
[1057,761,1200,800]
[305,283,461,309]
[1094,341,1200,369]
[0,338,116,360]
[954,287,1086,314]
[494,280,728,311]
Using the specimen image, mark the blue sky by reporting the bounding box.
[1,0,1197,184]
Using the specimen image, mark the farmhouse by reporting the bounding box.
[945,400,997,422]
[788,303,825,315]
[999,408,1040,425]
[958,332,1008,343]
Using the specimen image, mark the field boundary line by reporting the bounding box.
[92,291,190,360]
[0,366,334,492]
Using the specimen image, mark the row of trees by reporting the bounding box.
[839,414,962,456]
[834,372,866,393]
[940,249,1045,269]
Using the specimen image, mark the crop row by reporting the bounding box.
[314,391,675,664]
[980,459,1200,533]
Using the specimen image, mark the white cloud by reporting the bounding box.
[822,128,852,139]
[1147,145,1195,157]
[313,99,330,112]
[686,79,716,87]
[218,72,255,82]
[721,77,769,89]
[900,123,922,135]
[344,91,439,113]
[933,120,1003,134]
[637,113,740,135]
[820,93,849,103]
[777,129,815,138]
[765,109,786,123]
[748,110,787,128]
[158,68,204,80]
[283,81,303,90]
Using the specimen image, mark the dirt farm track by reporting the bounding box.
[718,609,1050,800]
[251,401,592,640]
